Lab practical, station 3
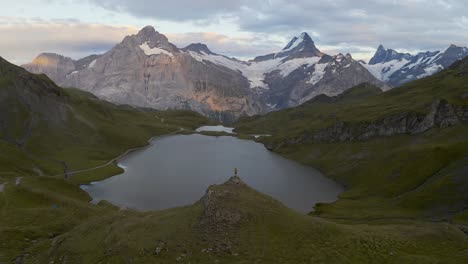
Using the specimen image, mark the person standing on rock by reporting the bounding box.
[234,168,238,176]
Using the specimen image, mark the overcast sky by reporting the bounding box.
[1,0,467,64]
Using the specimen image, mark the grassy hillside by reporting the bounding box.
[0,57,211,262]
[5,177,468,263]
[236,58,468,223]
[0,57,209,183]
[1,56,468,263]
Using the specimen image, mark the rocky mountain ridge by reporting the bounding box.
[362,44,468,86]
[22,26,388,121]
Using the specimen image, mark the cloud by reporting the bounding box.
[88,0,246,22]
[166,32,282,59]
[0,18,138,64]
[3,0,468,65]
[88,0,468,54]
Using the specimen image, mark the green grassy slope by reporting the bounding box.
[0,57,210,262]
[235,58,468,222]
[0,57,209,183]
[15,177,468,263]
[1,56,468,263]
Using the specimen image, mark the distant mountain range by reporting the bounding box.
[362,44,468,86]
[22,26,387,122]
[22,26,468,122]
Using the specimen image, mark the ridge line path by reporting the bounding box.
[52,128,185,178]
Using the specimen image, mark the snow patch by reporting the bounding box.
[307,63,328,85]
[362,59,409,82]
[139,42,173,57]
[188,50,321,89]
[88,59,97,68]
[266,103,277,109]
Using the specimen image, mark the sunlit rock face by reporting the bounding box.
[23,26,388,122]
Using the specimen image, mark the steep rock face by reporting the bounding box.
[23,27,389,121]
[363,44,468,86]
[25,27,262,122]
[22,53,76,85]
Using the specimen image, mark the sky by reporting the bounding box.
[1,0,467,65]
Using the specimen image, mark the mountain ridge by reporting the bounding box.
[22,26,387,122]
[363,43,468,86]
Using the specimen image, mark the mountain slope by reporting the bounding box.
[235,58,468,221]
[8,176,468,263]
[2,56,468,263]
[23,27,388,121]
[0,56,208,182]
[363,44,468,86]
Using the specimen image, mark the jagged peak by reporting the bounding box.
[133,25,169,44]
[282,32,315,51]
[276,32,322,59]
[445,44,465,52]
[368,45,412,65]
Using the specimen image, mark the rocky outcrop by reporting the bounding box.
[199,176,247,229]
[266,100,467,149]
[312,100,465,143]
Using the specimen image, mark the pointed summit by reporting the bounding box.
[277,32,322,59]
[282,32,315,51]
[437,44,468,67]
[135,25,166,43]
[127,25,179,53]
[369,44,412,65]
[377,44,385,51]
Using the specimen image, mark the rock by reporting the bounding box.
[269,99,466,147]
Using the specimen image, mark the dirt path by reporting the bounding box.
[52,128,184,178]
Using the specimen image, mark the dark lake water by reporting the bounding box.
[82,133,343,213]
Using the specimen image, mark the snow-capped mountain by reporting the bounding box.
[23,26,387,122]
[362,44,468,86]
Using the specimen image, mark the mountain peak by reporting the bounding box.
[445,44,464,53]
[134,25,169,44]
[137,25,156,36]
[282,32,314,51]
[368,45,412,65]
[183,43,216,55]
[278,32,322,58]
